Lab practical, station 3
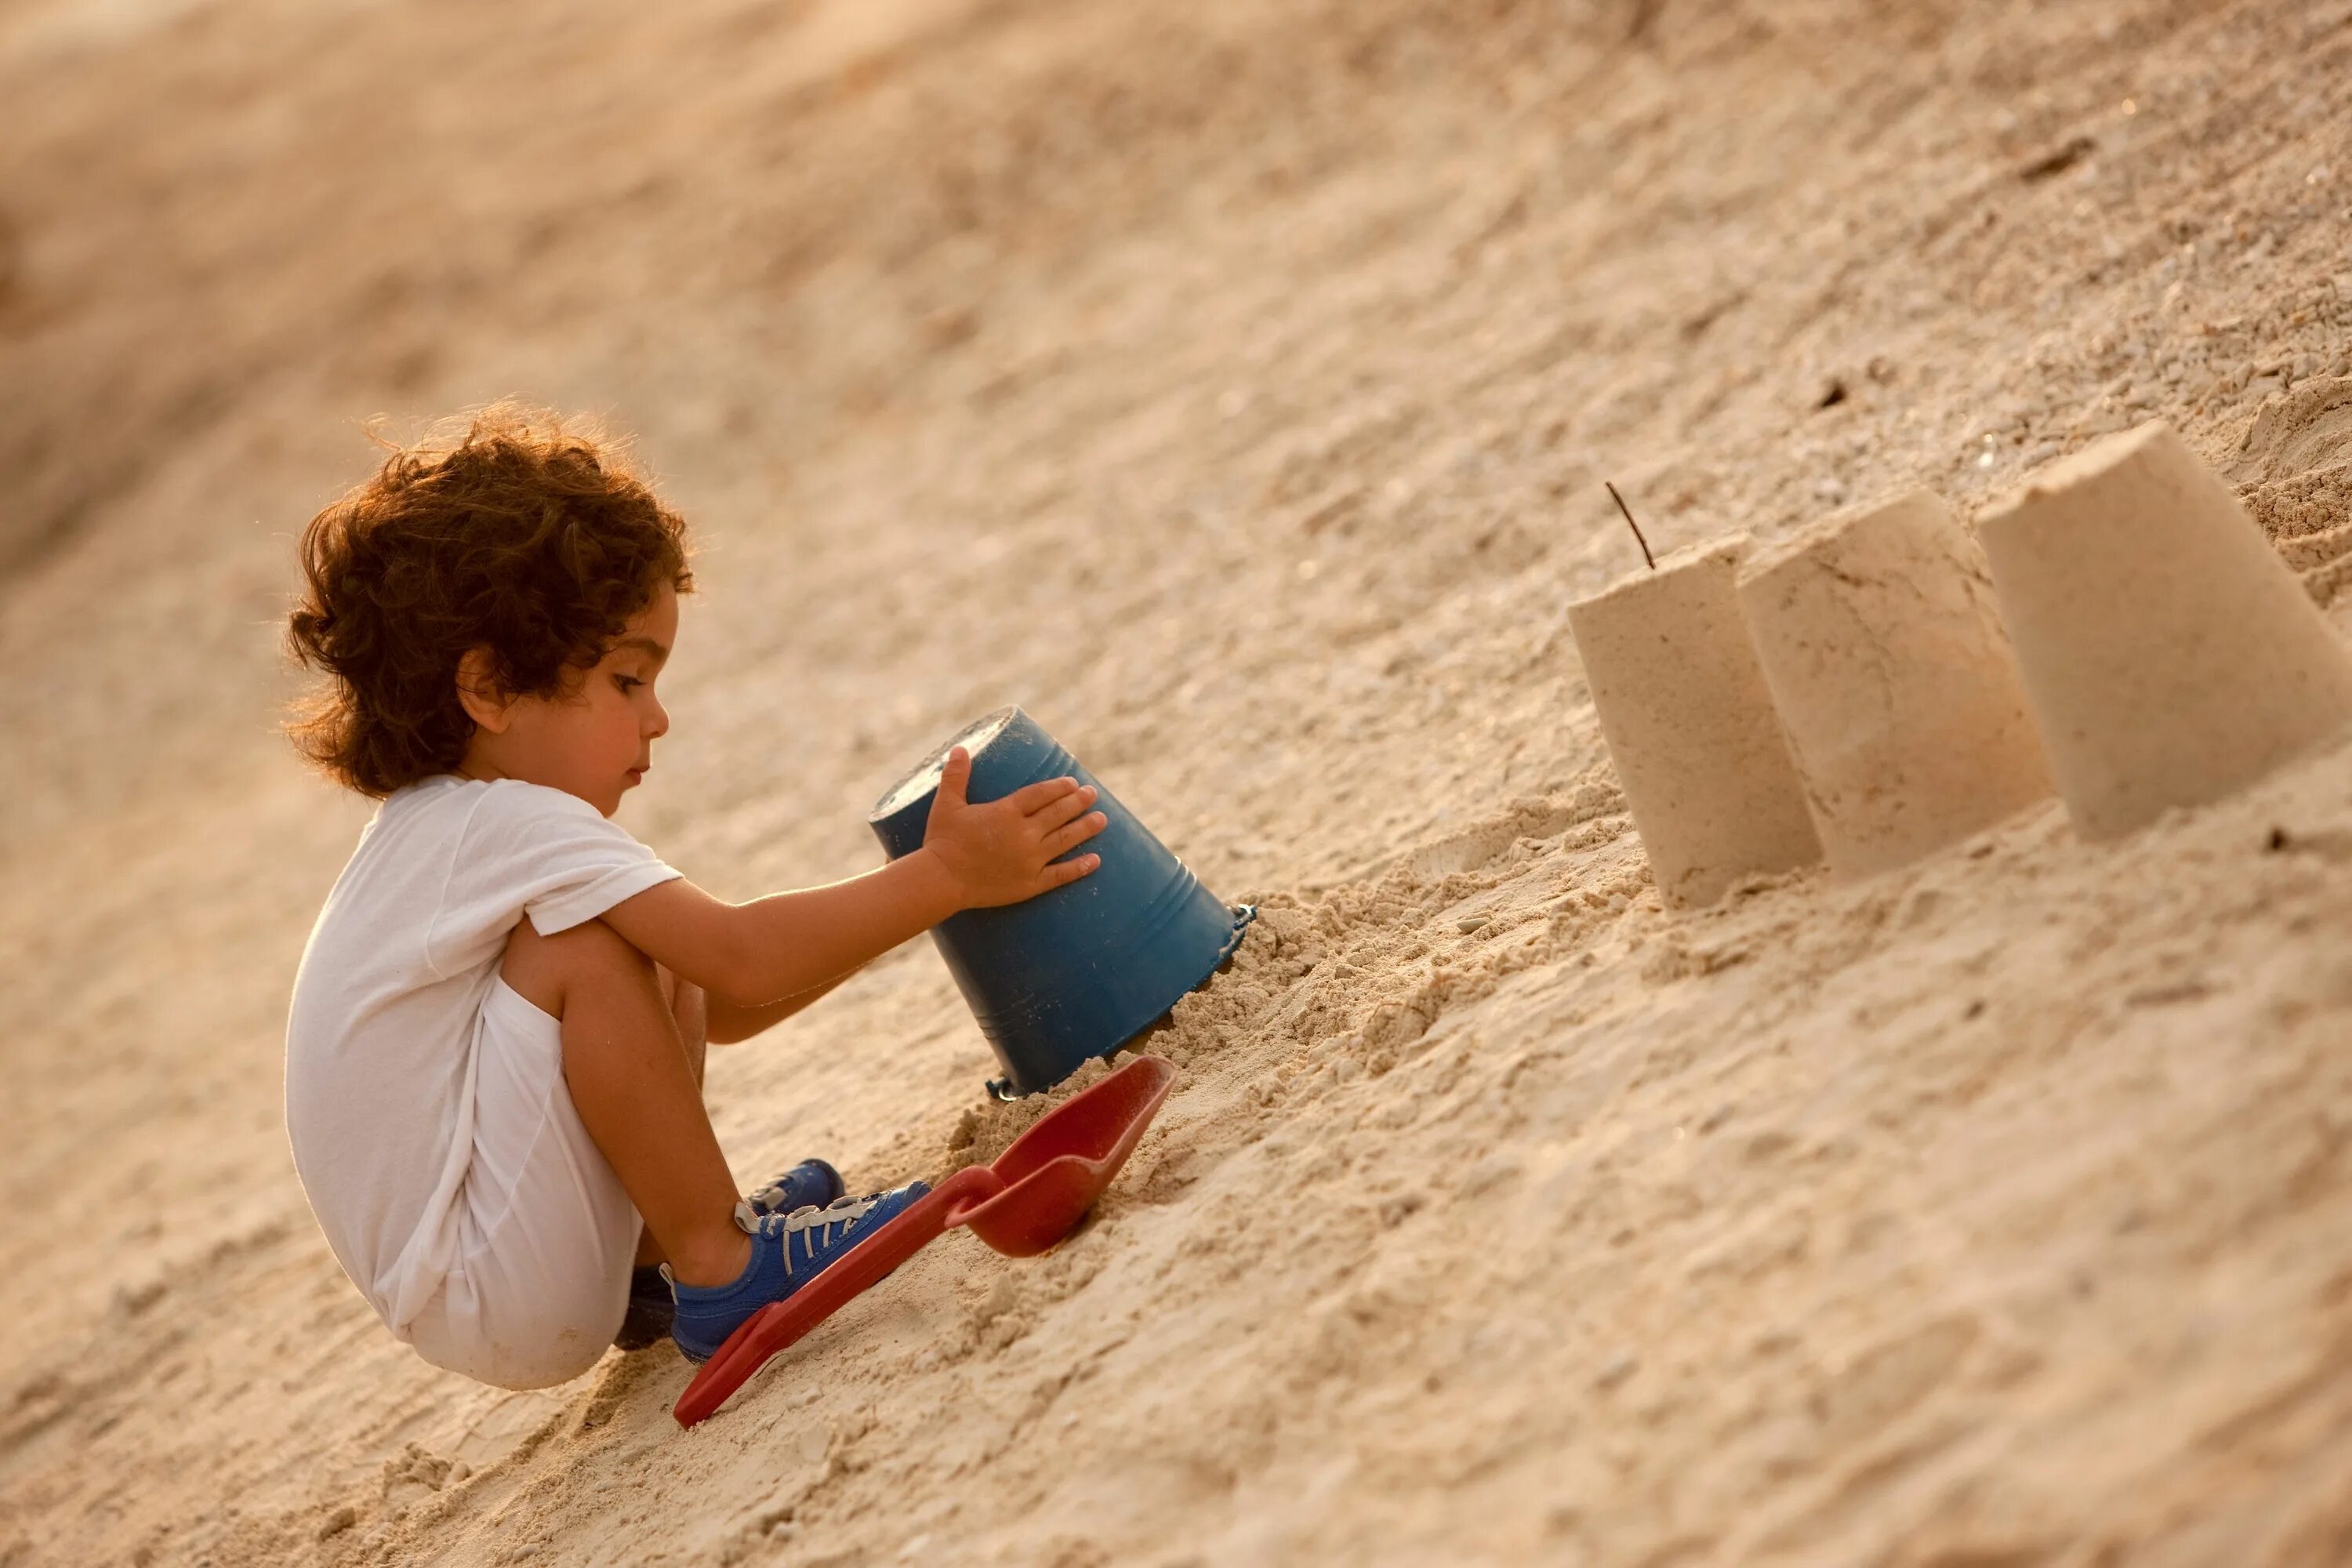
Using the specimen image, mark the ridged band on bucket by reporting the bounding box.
[871,707,1254,1098]
[1740,490,2055,878]
[1976,421,2352,841]
[1567,537,1823,908]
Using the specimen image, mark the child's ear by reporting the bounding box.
[455,648,513,734]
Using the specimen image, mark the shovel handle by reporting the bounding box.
[673,1166,1000,1428]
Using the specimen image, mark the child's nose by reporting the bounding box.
[647,696,670,739]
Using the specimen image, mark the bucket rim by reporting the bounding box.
[869,706,1026,820]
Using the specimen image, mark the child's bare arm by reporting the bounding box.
[604,854,964,1007]
[600,747,1105,1007]
[702,973,851,1044]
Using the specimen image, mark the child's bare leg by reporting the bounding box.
[670,968,709,1087]
[500,919,751,1288]
[631,964,708,1267]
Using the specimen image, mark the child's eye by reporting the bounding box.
[615,676,642,692]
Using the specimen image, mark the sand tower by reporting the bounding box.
[1740,490,2055,878]
[1568,538,1823,908]
[1976,421,2352,840]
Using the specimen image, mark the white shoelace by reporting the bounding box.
[740,1192,885,1277]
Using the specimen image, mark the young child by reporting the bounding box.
[281,405,1105,1390]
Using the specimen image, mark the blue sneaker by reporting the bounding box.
[744,1158,845,1220]
[613,1159,845,1352]
[667,1182,931,1364]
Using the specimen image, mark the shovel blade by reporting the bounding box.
[953,1054,1178,1256]
[673,1168,995,1428]
[671,1055,1180,1427]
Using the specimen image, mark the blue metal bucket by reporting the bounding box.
[870,707,1254,1098]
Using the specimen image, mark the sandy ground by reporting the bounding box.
[5,0,2352,1563]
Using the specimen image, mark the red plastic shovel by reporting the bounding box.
[673,1053,1178,1428]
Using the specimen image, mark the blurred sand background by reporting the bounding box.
[6,0,2352,1563]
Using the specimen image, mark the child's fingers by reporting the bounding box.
[1043,852,1101,888]
[1041,811,1108,857]
[1009,776,1082,814]
[1029,785,1098,830]
[933,746,973,810]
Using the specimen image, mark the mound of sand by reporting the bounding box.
[5,1,2352,1564]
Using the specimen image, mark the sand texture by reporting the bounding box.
[6,1,2352,1564]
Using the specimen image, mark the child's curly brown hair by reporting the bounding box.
[285,404,694,797]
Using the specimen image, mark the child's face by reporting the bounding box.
[472,583,679,817]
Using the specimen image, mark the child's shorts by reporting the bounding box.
[405,977,643,1389]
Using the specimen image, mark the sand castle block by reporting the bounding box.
[1568,538,1823,908]
[1740,491,2055,878]
[1976,421,2352,841]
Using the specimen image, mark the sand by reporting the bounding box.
[5,0,2352,1563]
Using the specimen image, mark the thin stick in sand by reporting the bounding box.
[1606,481,1656,570]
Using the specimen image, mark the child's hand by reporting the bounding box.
[921,746,1107,909]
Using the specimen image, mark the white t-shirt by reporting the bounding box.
[285,775,681,1334]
